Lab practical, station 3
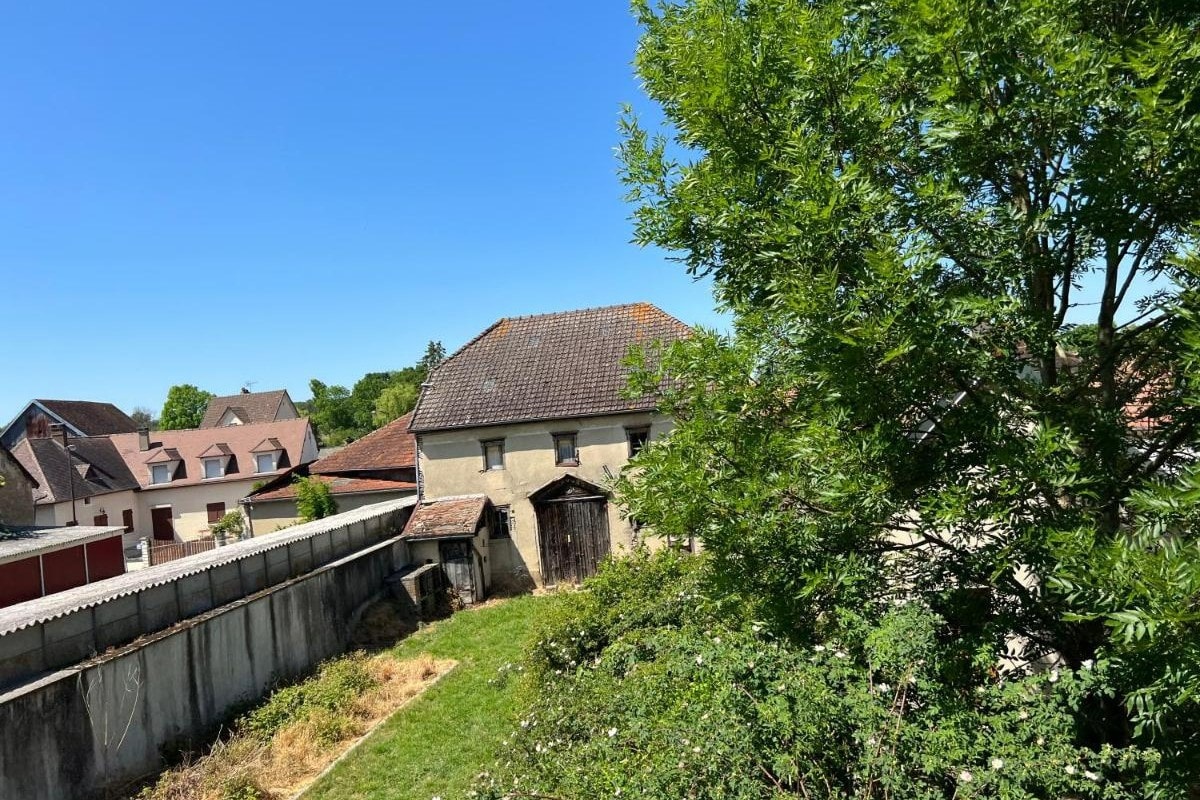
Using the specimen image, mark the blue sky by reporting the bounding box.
[0,2,725,416]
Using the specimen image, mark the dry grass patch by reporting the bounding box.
[133,652,455,800]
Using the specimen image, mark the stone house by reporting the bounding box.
[408,302,690,592]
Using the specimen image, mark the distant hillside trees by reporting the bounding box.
[306,340,444,446]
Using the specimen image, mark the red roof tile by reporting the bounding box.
[250,475,416,502]
[311,412,416,474]
[403,495,489,539]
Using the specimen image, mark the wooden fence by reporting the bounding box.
[148,536,217,566]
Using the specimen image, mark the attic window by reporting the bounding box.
[626,426,650,457]
[255,453,276,474]
[482,439,505,471]
[203,458,224,479]
[150,464,172,485]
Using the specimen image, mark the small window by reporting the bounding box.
[150,464,171,485]
[553,433,578,466]
[203,458,223,479]
[83,496,91,505]
[627,426,650,457]
[490,505,513,539]
[482,439,505,471]
[122,509,134,533]
[206,502,226,525]
[255,453,276,473]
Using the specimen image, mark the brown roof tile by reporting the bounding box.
[403,495,489,539]
[409,303,691,432]
[108,418,314,491]
[34,400,139,436]
[250,475,416,502]
[199,390,293,428]
[10,437,140,505]
[310,412,416,474]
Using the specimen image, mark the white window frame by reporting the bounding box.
[481,439,505,471]
[150,464,171,485]
[255,452,277,474]
[203,458,225,480]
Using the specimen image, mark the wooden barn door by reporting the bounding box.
[536,498,610,586]
[439,539,477,604]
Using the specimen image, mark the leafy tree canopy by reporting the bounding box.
[495,0,1200,795]
[158,384,214,430]
[294,476,338,522]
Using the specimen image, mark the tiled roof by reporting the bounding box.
[311,412,416,474]
[249,475,417,502]
[108,418,314,491]
[409,303,691,432]
[10,437,140,505]
[199,390,292,428]
[403,495,489,539]
[251,437,284,453]
[34,400,139,436]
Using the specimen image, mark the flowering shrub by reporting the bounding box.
[477,551,1167,799]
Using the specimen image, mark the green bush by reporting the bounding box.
[479,550,1166,800]
[241,653,375,742]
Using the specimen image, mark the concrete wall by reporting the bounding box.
[418,412,669,588]
[0,499,415,693]
[0,519,413,800]
[0,447,35,526]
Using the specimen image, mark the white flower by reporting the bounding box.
[834,651,848,659]
[990,758,1004,770]
[608,727,618,738]
[1018,709,1029,720]
[1083,771,1100,782]
[814,644,826,652]
[1082,659,1094,670]
[958,770,974,784]
[692,746,701,753]
[696,655,704,665]
[1036,736,1045,746]
[1049,669,1060,683]
[1065,765,1077,775]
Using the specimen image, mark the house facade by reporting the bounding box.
[242,412,417,533]
[11,418,318,547]
[200,389,299,428]
[409,302,689,592]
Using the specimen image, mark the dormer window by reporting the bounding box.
[250,437,286,474]
[151,464,172,485]
[145,447,182,485]
[198,443,233,479]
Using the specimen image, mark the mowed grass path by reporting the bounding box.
[305,595,548,800]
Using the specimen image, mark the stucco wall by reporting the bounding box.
[418,412,669,588]
[36,489,140,548]
[0,520,411,800]
[246,489,417,536]
[137,479,258,541]
[0,448,35,526]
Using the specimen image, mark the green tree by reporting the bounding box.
[294,476,338,522]
[521,0,1200,792]
[158,385,214,430]
[418,339,446,373]
[373,381,419,425]
[307,379,356,446]
[129,406,156,430]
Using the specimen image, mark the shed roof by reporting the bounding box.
[249,474,416,502]
[0,525,125,565]
[408,303,691,432]
[403,495,489,540]
[10,437,140,505]
[33,400,139,436]
[311,412,416,474]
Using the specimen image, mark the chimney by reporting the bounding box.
[138,427,150,452]
[49,422,68,449]
[241,387,250,394]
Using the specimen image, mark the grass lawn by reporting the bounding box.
[305,594,549,800]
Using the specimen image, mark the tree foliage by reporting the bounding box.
[495,0,1200,795]
[158,384,214,430]
[305,340,444,445]
[294,476,338,522]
